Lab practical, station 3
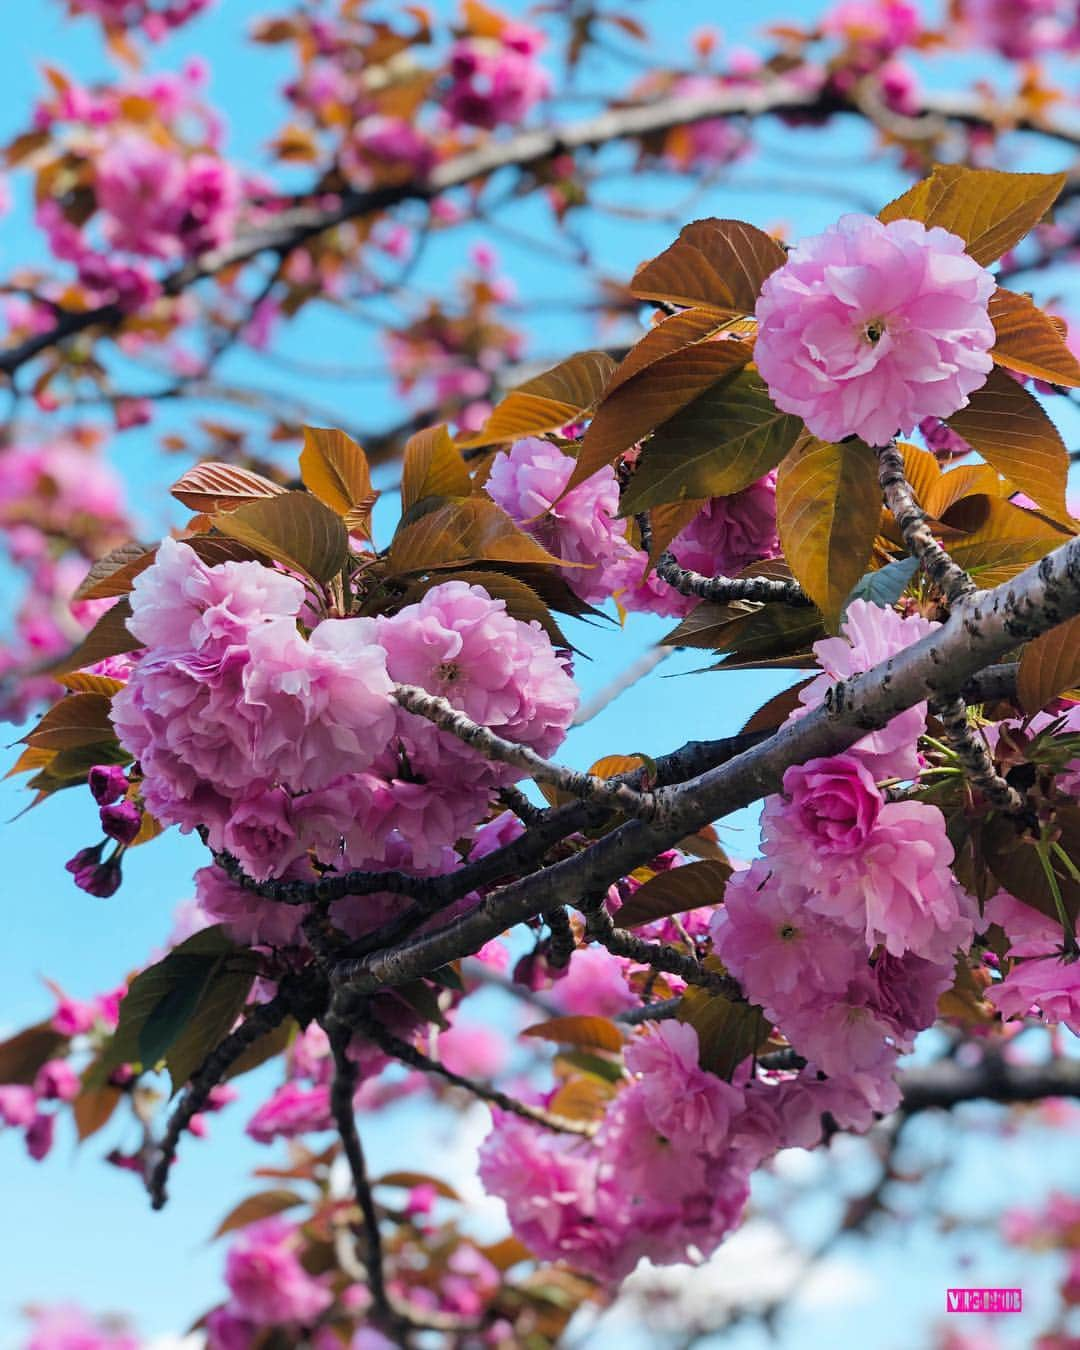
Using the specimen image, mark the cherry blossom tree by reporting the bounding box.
[3,0,1080,1346]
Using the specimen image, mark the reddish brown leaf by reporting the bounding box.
[171,462,286,513]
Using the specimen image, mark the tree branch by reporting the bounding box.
[876,442,976,603]
[330,530,1080,995]
[898,1054,1080,1112]
[6,83,1079,383]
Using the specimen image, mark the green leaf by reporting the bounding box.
[677,981,770,1079]
[946,367,1070,522]
[619,369,804,514]
[211,491,349,584]
[569,340,753,491]
[879,165,1065,266]
[776,436,881,630]
[614,859,731,928]
[91,928,253,1086]
[664,595,826,663]
[983,809,1080,929]
[843,556,919,615]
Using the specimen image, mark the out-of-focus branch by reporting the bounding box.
[5,82,1080,382]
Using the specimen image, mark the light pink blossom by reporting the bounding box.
[755,214,995,445]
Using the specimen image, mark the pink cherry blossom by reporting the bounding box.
[223,1217,333,1325]
[794,598,939,779]
[755,214,995,445]
[623,1021,743,1148]
[377,580,578,760]
[245,1082,334,1144]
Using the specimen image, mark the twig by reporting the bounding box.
[326,1017,394,1324]
[876,442,976,604]
[393,683,661,819]
[656,552,812,606]
[146,992,292,1209]
[351,1008,598,1137]
[579,894,740,998]
[935,696,1025,811]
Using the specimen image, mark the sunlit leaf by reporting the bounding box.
[604,309,728,394]
[776,436,880,630]
[946,368,1070,522]
[879,165,1065,265]
[299,426,376,534]
[389,498,569,574]
[521,1015,623,1054]
[989,287,1080,387]
[171,462,286,513]
[620,370,803,514]
[569,340,754,490]
[457,351,616,447]
[211,491,349,584]
[401,425,472,512]
[1017,614,1080,713]
[629,217,786,313]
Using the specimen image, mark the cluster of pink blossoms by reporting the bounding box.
[208,1217,332,1345]
[755,214,996,446]
[484,437,779,614]
[109,539,577,888]
[22,1305,139,1350]
[94,133,241,260]
[958,0,1080,58]
[66,0,213,38]
[442,21,551,131]
[479,599,983,1278]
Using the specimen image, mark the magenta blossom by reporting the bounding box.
[781,753,883,854]
[755,214,995,445]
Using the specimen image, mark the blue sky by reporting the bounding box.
[0,1,1078,1346]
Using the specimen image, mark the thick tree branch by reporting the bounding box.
[898,1055,1080,1112]
[331,531,1080,995]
